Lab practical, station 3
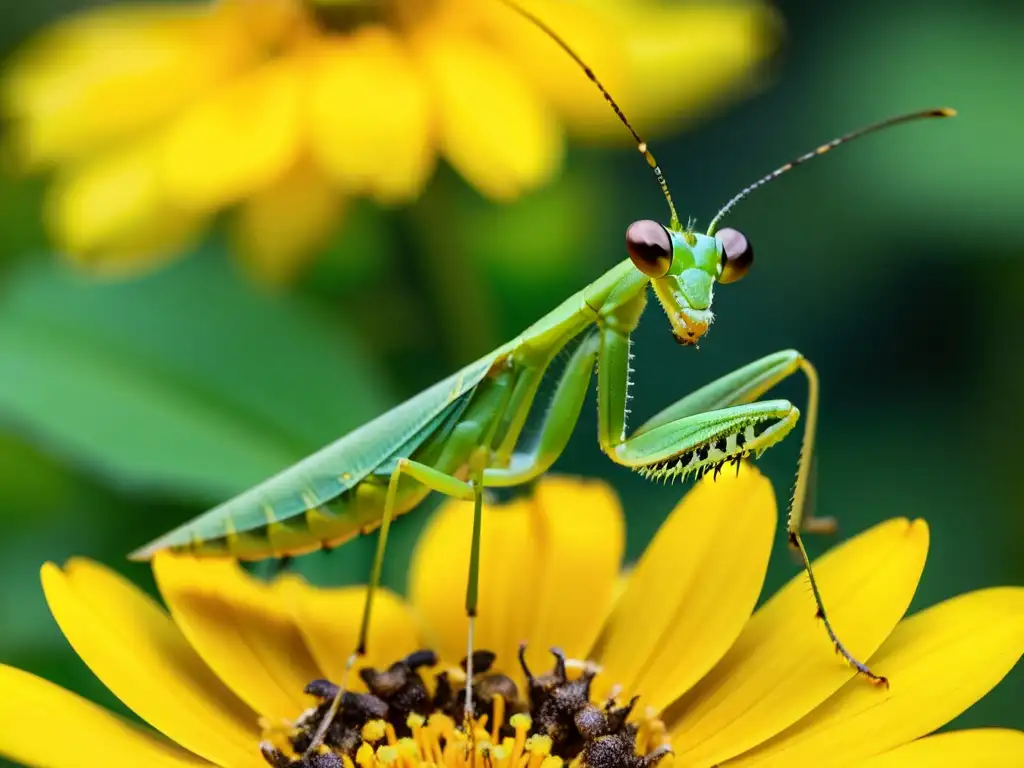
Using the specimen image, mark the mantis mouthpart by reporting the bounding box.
[130,0,956,755]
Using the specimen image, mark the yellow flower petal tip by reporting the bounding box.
[662,513,930,766]
[37,556,262,766]
[0,664,212,767]
[723,586,1024,766]
[5,0,780,276]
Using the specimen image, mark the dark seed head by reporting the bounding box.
[403,649,439,670]
[260,742,292,768]
[574,705,609,740]
[359,655,433,736]
[626,220,673,278]
[461,649,497,675]
[475,673,520,703]
[715,227,754,283]
[307,753,345,768]
[580,732,639,768]
[581,732,672,768]
[304,679,338,701]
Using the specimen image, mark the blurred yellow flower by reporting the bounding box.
[2,0,779,282]
[1,467,1022,767]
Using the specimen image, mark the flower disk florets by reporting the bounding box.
[260,647,671,768]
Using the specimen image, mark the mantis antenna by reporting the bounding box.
[706,107,957,234]
[496,0,682,231]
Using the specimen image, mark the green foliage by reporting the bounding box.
[819,2,1024,245]
[0,250,392,501]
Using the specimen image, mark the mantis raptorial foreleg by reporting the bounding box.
[596,330,886,684]
[633,349,836,534]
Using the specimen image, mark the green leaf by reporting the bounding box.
[0,248,393,501]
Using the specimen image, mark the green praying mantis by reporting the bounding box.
[130,0,955,754]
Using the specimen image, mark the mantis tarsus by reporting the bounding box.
[131,0,955,754]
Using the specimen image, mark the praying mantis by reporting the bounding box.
[130,0,955,753]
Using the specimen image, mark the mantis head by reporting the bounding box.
[626,220,753,346]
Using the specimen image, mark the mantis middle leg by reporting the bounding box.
[304,457,477,755]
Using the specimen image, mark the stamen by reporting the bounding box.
[355,744,374,768]
[398,741,420,768]
[526,733,554,768]
[490,694,504,744]
[362,720,387,744]
[489,742,510,766]
[508,713,531,766]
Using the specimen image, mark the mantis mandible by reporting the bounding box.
[131,0,955,753]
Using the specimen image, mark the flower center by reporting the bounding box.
[260,647,672,768]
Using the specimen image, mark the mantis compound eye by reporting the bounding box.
[626,220,672,278]
[715,227,753,283]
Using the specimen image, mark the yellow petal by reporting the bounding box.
[722,587,1024,767]
[222,0,308,50]
[594,464,776,713]
[45,142,205,276]
[522,477,625,675]
[588,3,780,140]
[153,552,323,721]
[479,0,778,141]
[474,0,628,138]
[409,493,520,669]
[414,31,562,201]
[0,664,212,767]
[231,158,344,284]
[409,476,623,678]
[308,29,434,204]
[3,4,256,168]
[277,576,422,686]
[854,729,1024,767]
[665,517,929,768]
[159,56,303,212]
[41,559,263,766]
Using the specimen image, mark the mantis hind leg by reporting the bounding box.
[303,458,476,756]
[598,331,885,684]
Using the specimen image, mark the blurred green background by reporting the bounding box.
[0,0,1021,757]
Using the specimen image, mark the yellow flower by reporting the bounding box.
[2,0,778,282]
[2,466,1021,767]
